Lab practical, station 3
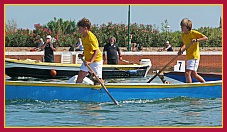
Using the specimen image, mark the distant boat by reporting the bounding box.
[5,76,222,103]
[5,58,151,79]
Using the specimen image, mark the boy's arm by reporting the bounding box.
[196,35,208,42]
[88,50,98,64]
[178,44,186,55]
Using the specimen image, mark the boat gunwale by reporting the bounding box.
[5,58,149,68]
[5,80,222,89]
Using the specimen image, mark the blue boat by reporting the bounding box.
[5,79,222,103]
[164,71,222,83]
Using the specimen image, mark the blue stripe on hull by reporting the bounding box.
[6,84,222,102]
[108,85,222,101]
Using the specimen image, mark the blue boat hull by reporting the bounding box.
[164,71,222,83]
[5,81,222,102]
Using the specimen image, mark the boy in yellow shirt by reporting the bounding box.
[178,18,208,83]
[76,18,103,84]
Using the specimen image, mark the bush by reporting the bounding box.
[5,18,222,48]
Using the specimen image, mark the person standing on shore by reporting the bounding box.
[76,17,103,84]
[41,35,57,63]
[103,36,122,64]
[178,18,208,83]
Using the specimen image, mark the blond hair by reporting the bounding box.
[180,18,192,31]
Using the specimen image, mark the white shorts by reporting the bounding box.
[80,60,103,78]
[186,59,200,71]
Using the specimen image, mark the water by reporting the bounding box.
[5,75,222,127]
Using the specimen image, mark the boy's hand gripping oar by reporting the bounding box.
[80,57,119,105]
[147,42,193,83]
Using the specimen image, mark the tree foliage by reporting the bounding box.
[5,19,18,34]
[5,18,222,48]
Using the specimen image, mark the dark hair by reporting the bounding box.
[77,17,91,30]
[109,36,116,43]
[180,18,192,31]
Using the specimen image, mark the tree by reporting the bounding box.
[6,19,18,34]
[5,18,222,48]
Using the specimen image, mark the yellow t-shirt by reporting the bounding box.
[81,31,102,62]
[182,30,205,60]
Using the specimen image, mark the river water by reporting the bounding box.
[5,75,222,127]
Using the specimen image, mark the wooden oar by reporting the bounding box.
[80,57,119,105]
[121,59,134,64]
[147,42,194,83]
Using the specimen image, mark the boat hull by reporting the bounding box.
[5,59,150,79]
[164,71,222,83]
[5,81,222,102]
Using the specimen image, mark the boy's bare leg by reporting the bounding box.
[191,71,205,83]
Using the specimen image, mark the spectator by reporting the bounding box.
[41,35,57,63]
[69,38,84,52]
[30,38,44,52]
[135,43,142,51]
[103,36,122,64]
[158,41,173,52]
[75,38,84,51]
[131,43,142,51]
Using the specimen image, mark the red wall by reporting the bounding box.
[6,53,222,74]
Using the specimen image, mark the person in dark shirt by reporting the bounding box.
[103,37,122,64]
[158,41,173,52]
[41,35,57,63]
